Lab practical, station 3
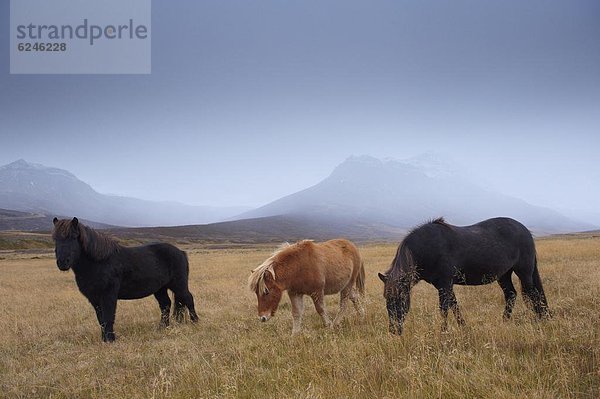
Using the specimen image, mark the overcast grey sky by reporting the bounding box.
[1,1,599,220]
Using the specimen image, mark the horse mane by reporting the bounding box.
[386,217,449,281]
[431,217,447,226]
[410,217,447,232]
[247,240,313,294]
[386,240,415,280]
[53,219,121,261]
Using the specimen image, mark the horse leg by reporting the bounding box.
[437,286,450,331]
[310,290,332,328]
[89,301,105,341]
[333,286,352,327]
[88,300,103,327]
[515,270,545,319]
[498,272,517,320]
[450,291,465,326]
[154,288,171,328]
[289,292,304,335]
[180,291,199,323]
[437,284,463,331]
[99,291,118,342]
[172,288,199,323]
[173,294,186,323]
[349,288,365,317]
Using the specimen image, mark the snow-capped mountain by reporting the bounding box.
[237,155,592,234]
[0,159,249,227]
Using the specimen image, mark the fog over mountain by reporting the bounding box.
[1,1,598,226]
[239,155,594,234]
[0,156,594,235]
[0,160,249,227]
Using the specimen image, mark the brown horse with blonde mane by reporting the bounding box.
[248,239,365,334]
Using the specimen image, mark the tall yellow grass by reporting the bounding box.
[0,238,598,398]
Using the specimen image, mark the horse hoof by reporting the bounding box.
[388,329,402,336]
[103,334,116,343]
[539,309,552,320]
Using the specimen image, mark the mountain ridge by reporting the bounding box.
[0,156,593,236]
[0,159,250,227]
[238,155,593,234]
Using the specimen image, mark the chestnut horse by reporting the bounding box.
[248,239,365,334]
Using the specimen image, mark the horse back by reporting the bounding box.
[145,242,188,267]
[463,217,534,255]
[116,242,189,299]
[277,238,361,295]
[410,217,535,285]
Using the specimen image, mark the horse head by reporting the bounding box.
[254,271,283,322]
[379,272,412,335]
[52,217,82,271]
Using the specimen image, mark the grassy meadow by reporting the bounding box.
[0,237,598,398]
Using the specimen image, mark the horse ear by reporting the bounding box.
[71,217,80,235]
[378,272,388,283]
[53,217,58,225]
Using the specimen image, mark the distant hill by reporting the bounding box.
[0,208,113,231]
[238,155,594,234]
[0,160,250,227]
[0,213,405,249]
[1,156,593,238]
[109,215,406,244]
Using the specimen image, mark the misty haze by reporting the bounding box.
[0,154,596,236]
[1,2,599,236]
[3,1,600,234]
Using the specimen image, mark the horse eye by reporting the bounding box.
[264,289,270,295]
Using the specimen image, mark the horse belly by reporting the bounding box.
[323,280,349,295]
[323,264,353,295]
[454,265,507,285]
[454,274,498,286]
[118,275,169,299]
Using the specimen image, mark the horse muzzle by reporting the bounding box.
[259,315,271,322]
[56,261,71,271]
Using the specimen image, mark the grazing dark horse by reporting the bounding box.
[378,217,550,335]
[52,217,198,342]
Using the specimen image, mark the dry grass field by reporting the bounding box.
[0,237,598,398]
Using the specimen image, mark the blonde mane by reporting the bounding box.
[247,240,313,294]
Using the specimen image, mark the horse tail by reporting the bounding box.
[183,251,190,276]
[356,259,366,296]
[532,252,550,317]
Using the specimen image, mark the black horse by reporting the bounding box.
[378,217,550,335]
[52,217,199,342]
